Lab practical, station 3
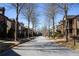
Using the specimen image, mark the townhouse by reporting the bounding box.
[0,7,24,39]
[0,7,7,38]
[57,15,79,39]
[0,7,37,40]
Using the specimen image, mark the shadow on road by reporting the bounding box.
[0,49,21,56]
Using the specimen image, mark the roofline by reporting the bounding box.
[63,15,79,19]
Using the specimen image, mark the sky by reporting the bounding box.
[0,3,79,30]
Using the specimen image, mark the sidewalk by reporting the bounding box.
[0,37,35,54]
[0,40,19,44]
[0,40,20,53]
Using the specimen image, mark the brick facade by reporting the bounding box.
[57,15,79,39]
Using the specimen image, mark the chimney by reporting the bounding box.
[0,7,5,15]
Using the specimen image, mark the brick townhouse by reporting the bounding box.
[0,7,8,38]
[57,15,79,39]
[0,7,26,40]
[0,7,37,40]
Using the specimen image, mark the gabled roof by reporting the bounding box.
[0,14,8,19]
[67,15,76,19]
[0,14,16,23]
[64,15,79,19]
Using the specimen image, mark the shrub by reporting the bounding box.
[51,31,64,38]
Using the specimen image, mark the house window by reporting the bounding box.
[69,29,72,33]
[77,29,79,35]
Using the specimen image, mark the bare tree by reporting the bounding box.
[10,3,24,41]
[64,4,68,42]
[31,14,38,37]
[57,4,68,42]
[41,22,48,36]
[44,4,58,38]
[29,4,38,37]
[22,3,37,38]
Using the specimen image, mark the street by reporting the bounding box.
[0,36,79,56]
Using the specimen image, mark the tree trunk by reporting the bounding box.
[64,4,68,42]
[52,16,55,39]
[32,28,34,37]
[32,24,34,37]
[14,3,19,41]
[28,17,30,38]
[48,19,50,38]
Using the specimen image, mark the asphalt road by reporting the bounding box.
[1,36,79,56]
